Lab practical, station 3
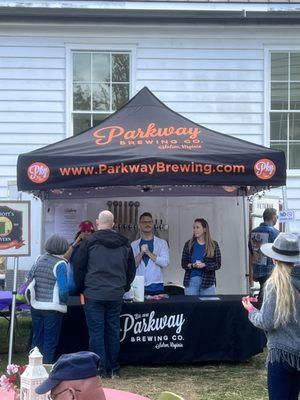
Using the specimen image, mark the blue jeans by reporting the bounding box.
[84,298,122,374]
[268,360,300,400]
[31,308,63,364]
[185,275,216,296]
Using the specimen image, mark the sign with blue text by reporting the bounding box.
[278,210,295,223]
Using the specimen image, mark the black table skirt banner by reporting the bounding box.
[57,295,266,365]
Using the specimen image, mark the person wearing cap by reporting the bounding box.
[26,234,69,364]
[249,207,279,304]
[74,210,136,378]
[242,233,300,400]
[35,351,106,400]
[64,220,95,295]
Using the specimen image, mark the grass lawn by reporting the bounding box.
[0,317,268,400]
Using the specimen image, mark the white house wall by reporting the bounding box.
[0,23,299,231]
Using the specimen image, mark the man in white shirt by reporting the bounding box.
[131,212,169,295]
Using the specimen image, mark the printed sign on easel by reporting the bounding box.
[0,201,31,256]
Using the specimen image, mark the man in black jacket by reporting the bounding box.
[74,210,136,379]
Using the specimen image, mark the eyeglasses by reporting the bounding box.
[140,220,153,224]
[48,388,81,399]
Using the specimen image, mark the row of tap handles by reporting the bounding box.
[106,200,169,232]
[107,200,140,231]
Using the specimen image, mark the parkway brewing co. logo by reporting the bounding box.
[92,123,202,151]
[120,310,186,350]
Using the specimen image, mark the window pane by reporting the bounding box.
[73,84,91,111]
[112,54,129,82]
[289,113,300,140]
[289,143,300,168]
[271,53,288,81]
[290,53,300,81]
[92,53,110,82]
[271,82,288,110]
[92,83,110,111]
[73,53,91,82]
[112,84,129,110]
[290,83,300,110]
[92,113,110,127]
[73,114,91,135]
[270,142,287,166]
[270,113,288,140]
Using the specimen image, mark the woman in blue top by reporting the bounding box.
[181,218,221,296]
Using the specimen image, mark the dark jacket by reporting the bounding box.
[249,222,280,280]
[74,229,136,301]
[181,240,221,288]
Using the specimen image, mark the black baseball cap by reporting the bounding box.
[35,352,100,394]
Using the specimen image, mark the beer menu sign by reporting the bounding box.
[0,201,30,256]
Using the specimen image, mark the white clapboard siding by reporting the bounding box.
[138,69,263,81]
[0,68,65,80]
[0,46,65,58]
[0,123,65,134]
[158,92,264,103]
[137,80,264,92]
[0,101,64,112]
[137,48,263,59]
[0,24,298,231]
[0,91,65,102]
[182,113,264,124]
[1,155,18,166]
[137,59,263,70]
[0,58,65,69]
[0,80,65,91]
[167,102,262,113]
[0,133,64,144]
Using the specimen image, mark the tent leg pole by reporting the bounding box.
[242,194,250,294]
[8,256,19,365]
[281,186,289,233]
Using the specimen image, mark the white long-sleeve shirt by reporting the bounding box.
[131,236,169,286]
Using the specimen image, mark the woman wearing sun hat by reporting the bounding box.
[242,232,300,400]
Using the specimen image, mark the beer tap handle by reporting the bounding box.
[129,201,134,230]
[113,201,118,229]
[159,219,163,231]
[107,200,113,212]
[118,201,122,230]
[134,201,140,230]
[124,201,128,229]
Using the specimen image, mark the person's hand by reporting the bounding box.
[242,296,257,312]
[73,232,88,247]
[194,261,205,269]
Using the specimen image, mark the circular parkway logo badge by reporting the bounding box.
[27,162,50,184]
[254,159,276,180]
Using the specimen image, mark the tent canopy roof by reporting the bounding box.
[17,87,286,198]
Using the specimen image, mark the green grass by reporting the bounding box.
[0,317,268,400]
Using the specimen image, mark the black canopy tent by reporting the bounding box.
[13,88,286,364]
[17,87,286,198]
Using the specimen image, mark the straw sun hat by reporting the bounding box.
[261,232,300,264]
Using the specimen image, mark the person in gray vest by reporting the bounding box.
[27,234,69,364]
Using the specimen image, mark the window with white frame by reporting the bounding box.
[72,51,130,135]
[270,52,300,169]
